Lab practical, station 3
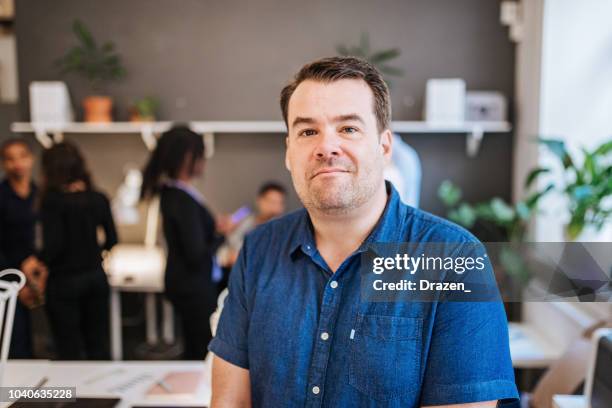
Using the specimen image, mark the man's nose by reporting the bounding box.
[313,129,342,159]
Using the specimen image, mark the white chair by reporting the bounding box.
[0,269,26,386]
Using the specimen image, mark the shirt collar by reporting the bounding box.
[289,181,407,258]
[2,179,37,201]
[165,179,205,206]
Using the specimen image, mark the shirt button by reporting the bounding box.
[330,280,338,289]
[320,332,329,341]
[312,386,320,395]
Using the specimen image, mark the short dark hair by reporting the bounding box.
[0,138,32,160]
[280,56,391,133]
[258,181,286,197]
[41,142,92,195]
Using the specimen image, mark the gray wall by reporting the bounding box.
[13,0,514,241]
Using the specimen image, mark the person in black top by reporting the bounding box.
[0,138,46,358]
[39,142,117,360]
[141,126,227,360]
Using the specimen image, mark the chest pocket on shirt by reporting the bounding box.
[349,314,423,401]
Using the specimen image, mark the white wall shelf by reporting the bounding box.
[11,120,511,157]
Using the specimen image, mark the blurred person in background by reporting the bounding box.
[141,126,228,360]
[40,142,117,360]
[212,181,287,326]
[0,138,47,358]
[217,181,286,275]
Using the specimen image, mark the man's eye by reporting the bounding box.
[342,127,358,133]
[299,129,317,137]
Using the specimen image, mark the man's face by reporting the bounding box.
[1,143,33,181]
[285,79,392,213]
[257,190,286,221]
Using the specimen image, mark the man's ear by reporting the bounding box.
[380,129,393,163]
[284,135,291,171]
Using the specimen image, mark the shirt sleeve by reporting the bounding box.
[100,193,118,251]
[208,237,250,369]
[171,194,212,265]
[419,244,519,405]
[39,195,64,266]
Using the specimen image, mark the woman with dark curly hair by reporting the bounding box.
[40,142,117,360]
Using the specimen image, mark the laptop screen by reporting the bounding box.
[591,333,612,408]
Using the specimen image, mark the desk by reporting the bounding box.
[509,322,565,368]
[3,358,212,408]
[105,245,174,361]
[552,395,587,408]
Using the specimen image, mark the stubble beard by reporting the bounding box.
[294,157,383,215]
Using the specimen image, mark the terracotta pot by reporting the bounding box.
[83,96,113,123]
[129,109,155,122]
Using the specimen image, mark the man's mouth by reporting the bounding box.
[311,167,350,179]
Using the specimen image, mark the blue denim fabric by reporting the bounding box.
[209,182,518,407]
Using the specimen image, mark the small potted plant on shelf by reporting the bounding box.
[129,97,159,122]
[56,19,126,122]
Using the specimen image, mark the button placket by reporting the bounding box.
[305,274,343,407]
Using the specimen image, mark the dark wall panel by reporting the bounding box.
[13,0,514,240]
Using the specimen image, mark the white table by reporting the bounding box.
[552,395,587,408]
[509,322,565,368]
[3,357,212,408]
[105,245,174,361]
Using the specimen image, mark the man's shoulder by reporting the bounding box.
[244,208,306,247]
[0,179,10,195]
[401,204,480,244]
[0,180,7,209]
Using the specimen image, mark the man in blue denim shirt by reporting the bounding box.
[209,57,519,407]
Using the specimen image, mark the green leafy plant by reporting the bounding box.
[438,181,551,286]
[533,138,612,240]
[132,96,159,119]
[438,180,552,243]
[56,19,126,92]
[336,32,403,85]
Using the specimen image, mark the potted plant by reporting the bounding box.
[533,138,612,240]
[438,178,553,320]
[129,96,159,122]
[336,32,404,87]
[438,179,552,282]
[56,19,126,122]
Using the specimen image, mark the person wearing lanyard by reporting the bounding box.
[209,57,518,407]
[141,126,228,360]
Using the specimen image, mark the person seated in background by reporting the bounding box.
[141,126,231,360]
[211,181,287,327]
[40,142,117,360]
[0,138,47,359]
[217,181,287,270]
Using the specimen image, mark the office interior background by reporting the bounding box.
[0,0,610,407]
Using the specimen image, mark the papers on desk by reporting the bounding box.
[4,361,211,408]
[145,371,203,399]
